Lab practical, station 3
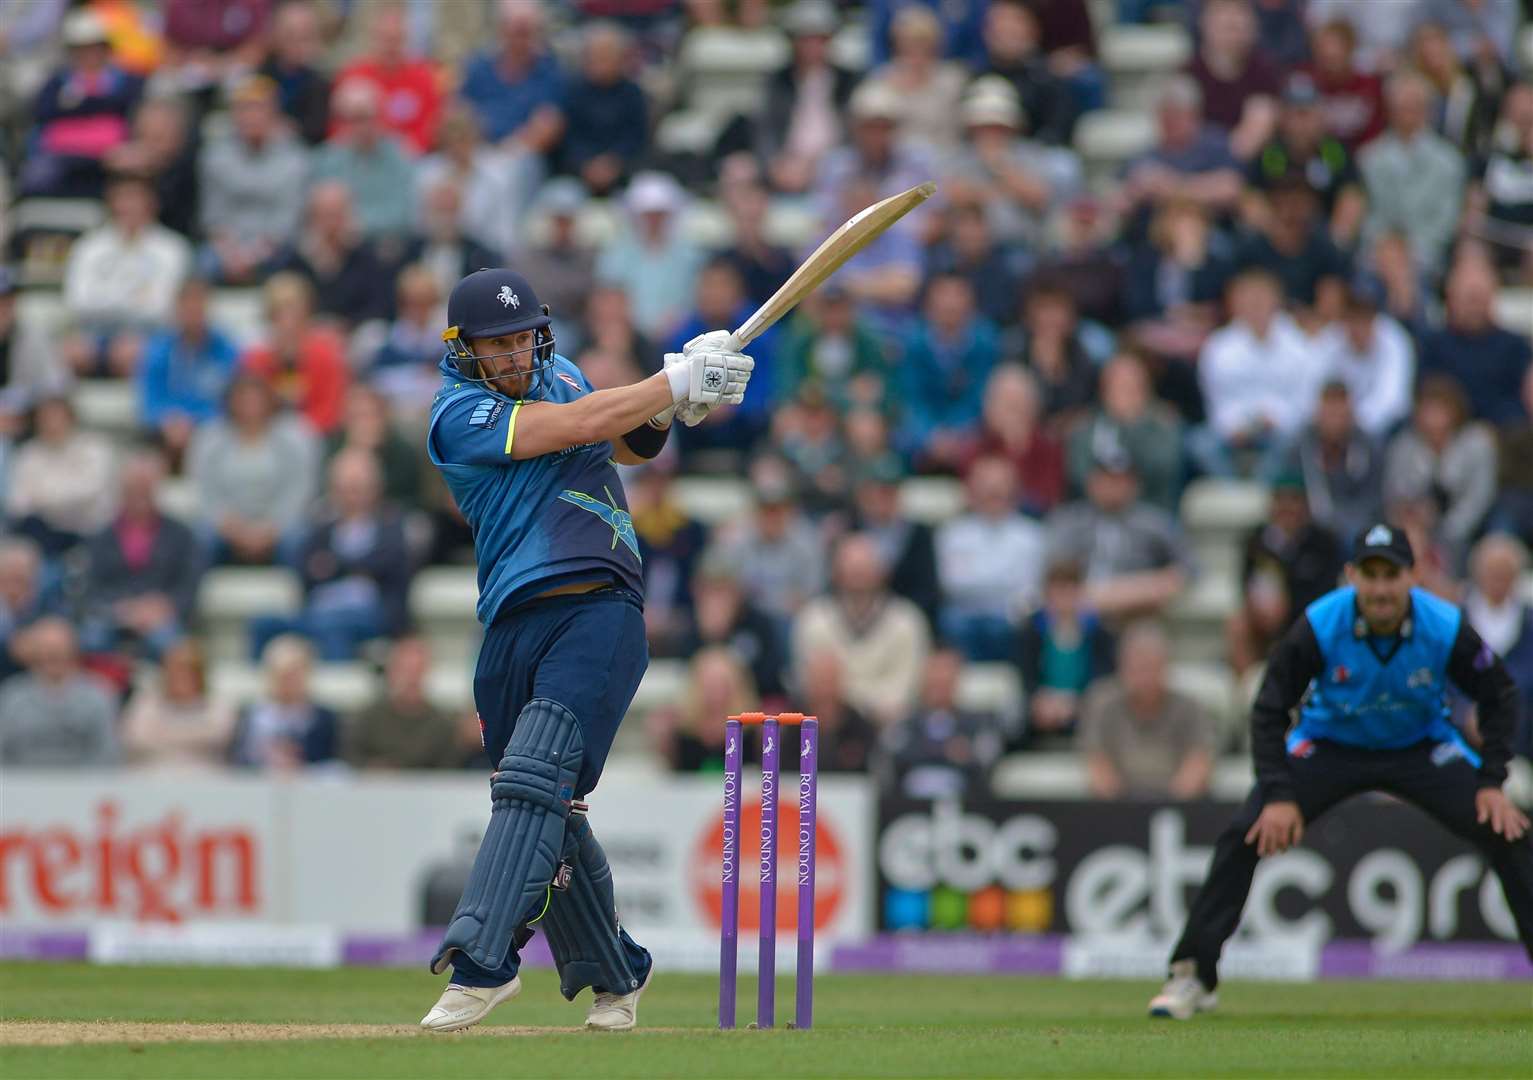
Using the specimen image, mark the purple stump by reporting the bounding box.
[719,716,743,1029]
[757,715,781,1028]
[795,717,819,1030]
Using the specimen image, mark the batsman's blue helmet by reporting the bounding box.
[442,267,558,399]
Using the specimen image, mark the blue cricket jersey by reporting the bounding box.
[425,356,644,626]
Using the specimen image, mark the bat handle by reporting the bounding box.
[723,331,745,353]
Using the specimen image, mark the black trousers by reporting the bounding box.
[1170,739,1533,988]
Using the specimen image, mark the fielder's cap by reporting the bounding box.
[444,268,550,344]
[1283,72,1322,107]
[849,80,902,121]
[1352,522,1414,568]
[63,11,110,47]
[626,170,685,215]
[782,0,838,37]
[536,177,588,217]
[962,77,1023,129]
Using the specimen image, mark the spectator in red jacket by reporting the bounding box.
[240,273,349,434]
[330,3,443,155]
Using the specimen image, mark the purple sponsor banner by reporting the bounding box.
[1320,940,1533,981]
[340,929,554,969]
[831,934,1064,975]
[0,929,88,961]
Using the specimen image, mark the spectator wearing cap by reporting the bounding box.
[881,648,1005,799]
[104,97,200,239]
[515,180,596,348]
[313,79,417,244]
[458,0,566,152]
[936,454,1047,661]
[1014,558,1117,742]
[850,456,941,627]
[187,373,319,566]
[978,0,1077,147]
[1232,178,1351,320]
[677,552,788,701]
[792,532,932,728]
[1462,533,1533,756]
[814,80,938,237]
[198,75,310,285]
[1284,381,1386,550]
[136,278,240,463]
[759,1,858,194]
[1300,16,1385,152]
[229,634,339,769]
[1044,446,1190,621]
[858,5,969,156]
[1229,471,1344,675]
[1384,376,1498,568]
[20,11,143,199]
[1184,0,1283,161]
[897,273,1000,470]
[1191,269,1322,479]
[711,457,826,636]
[1359,72,1467,274]
[0,539,63,684]
[79,450,202,660]
[239,273,350,433]
[1408,18,1504,161]
[330,4,443,155]
[1416,255,1532,428]
[417,104,542,260]
[6,394,117,558]
[557,22,648,195]
[960,364,1065,516]
[60,173,192,378]
[596,171,704,341]
[0,618,119,768]
[1080,621,1218,800]
[1466,83,1533,280]
[1312,283,1414,440]
[943,77,1083,251]
[267,182,393,327]
[1122,198,1233,361]
[1067,353,1183,513]
[1245,73,1367,249]
[1120,76,1243,219]
[258,0,331,145]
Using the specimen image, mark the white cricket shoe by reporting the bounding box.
[1148,960,1217,1020]
[419,976,522,1032]
[585,967,652,1031]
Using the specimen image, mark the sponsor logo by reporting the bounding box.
[468,397,507,429]
[1365,524,1393,546]
[1407,667,1434,690]
[557,372,583,392]
[557,486,640,559]
[691,797,847,933]
[497,285,519,308]
[703,368,724,392]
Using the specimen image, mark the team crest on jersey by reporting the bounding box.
[558,485,640,559]
[1407,667,1434,689]
[556,372,583,392]
[468,397,507,428]
[498,285,519,308]
[1332,665,1350,684]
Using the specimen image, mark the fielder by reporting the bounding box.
[418,268,752,1032]
[1150,523,1533,1019]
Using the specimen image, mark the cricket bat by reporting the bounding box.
[726,181,937,351]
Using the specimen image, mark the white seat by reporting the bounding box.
[158,477,199,523]
[655,108,730,157]
[1180,478,1271,536]
[1493,288,1533,337]
[15,289,67,338]
[209,289,269,347]
[764,201,821,251]
[9,198,105,235]
[957,662,1024,726]
[829,18,871,72]
[679,28,790,77]
[209,661,377,713]
[1100,24,1192,74]
[1169,660,1238,728]
[990,751,1089,798]
[898,477,965,525]
[671,475,753,525]
[409,567,480,621]
[1073,109,1157,167]
[680,200,732,248]
[72,379,138,436]
[199,567,303,619]
[425,664,474,712]
[1169,573,1240,623]
[630,658,687,712]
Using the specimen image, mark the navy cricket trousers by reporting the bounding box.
[1171,739,1533,988]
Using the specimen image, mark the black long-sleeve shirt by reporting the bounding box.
[1251,613,1520,802]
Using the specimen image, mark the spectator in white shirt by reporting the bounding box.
[936,454,1046,661]
[1315,282,1415,440]
[1190,268,1320,478]
[60,173,192,377]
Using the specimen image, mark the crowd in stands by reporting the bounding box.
[1,0,1531,801]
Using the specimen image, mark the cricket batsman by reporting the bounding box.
[417,268,752,1032]
[1150,523,1533,1019]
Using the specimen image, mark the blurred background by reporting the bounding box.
[1,0,1531,975]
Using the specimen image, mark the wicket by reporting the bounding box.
[718,711,819,1030]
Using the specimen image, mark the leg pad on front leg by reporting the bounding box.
[539,810,649,1000]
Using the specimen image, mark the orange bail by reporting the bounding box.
[727,712,808,726]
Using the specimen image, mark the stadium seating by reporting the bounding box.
[198,567,303,661]
[1099,24,1192,110]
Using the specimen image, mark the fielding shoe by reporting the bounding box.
[586,967,652,1031]
[420,976,522,1032]
[1148,960,1217,1020]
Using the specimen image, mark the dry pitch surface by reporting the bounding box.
[1,962,1529,1078]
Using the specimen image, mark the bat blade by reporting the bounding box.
[728,180,937,350]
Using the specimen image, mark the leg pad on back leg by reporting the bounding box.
[540,811,649,1000]
[430,698,584,975]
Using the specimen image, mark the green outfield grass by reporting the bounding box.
[0,962,1528,1079]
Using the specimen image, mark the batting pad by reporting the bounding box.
[430,698,583,975]
[540,812,649,1000]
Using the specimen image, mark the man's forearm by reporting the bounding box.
[510,374,674,460]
